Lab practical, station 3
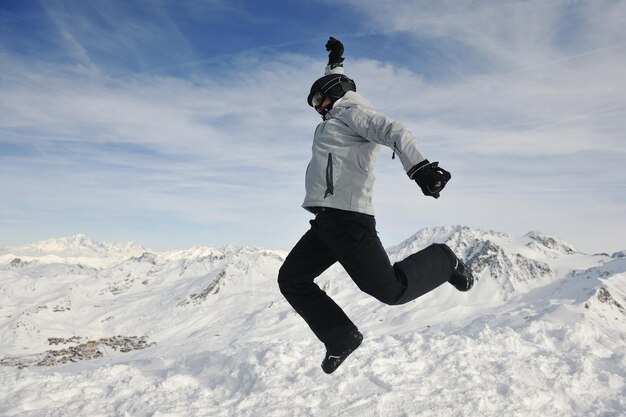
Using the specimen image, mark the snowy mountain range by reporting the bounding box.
[0,234,148,268]
[1,227,625,417]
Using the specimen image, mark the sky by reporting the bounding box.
[1,0,625,254]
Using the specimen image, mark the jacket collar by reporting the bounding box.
[323,92,374,120]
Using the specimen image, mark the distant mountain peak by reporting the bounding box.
[0,234,148,266]
[20,234,103,253]
[523,231,577,256]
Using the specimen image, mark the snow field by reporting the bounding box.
[1,229,625,416]
[1,314,624,417]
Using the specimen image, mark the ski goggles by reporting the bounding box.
[311,91,325,108]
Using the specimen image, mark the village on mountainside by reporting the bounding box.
[0,335,155,369]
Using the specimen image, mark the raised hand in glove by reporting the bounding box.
[408,160,451,199]
[325,36,344,65]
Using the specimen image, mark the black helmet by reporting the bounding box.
[307,74,356,107]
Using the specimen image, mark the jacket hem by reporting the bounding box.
[302,202,375,216]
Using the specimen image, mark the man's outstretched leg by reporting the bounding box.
[278,225,362,374]
[391,243,475,304]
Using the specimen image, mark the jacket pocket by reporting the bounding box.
[324,153,334,198]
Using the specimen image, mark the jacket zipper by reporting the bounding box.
[324,153,334,198]
[392,141,403,160]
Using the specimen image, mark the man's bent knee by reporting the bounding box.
[277,265,290,294]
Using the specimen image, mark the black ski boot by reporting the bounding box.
[321,329,363,374]
[449,256,474,292]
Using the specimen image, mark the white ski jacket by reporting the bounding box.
[302,91,427,215]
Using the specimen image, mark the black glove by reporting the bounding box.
[325,36,344,65]
[408,160,451,199]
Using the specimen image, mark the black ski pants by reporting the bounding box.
[278,208,454,347]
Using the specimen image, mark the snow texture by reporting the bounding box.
[1,227,625,416]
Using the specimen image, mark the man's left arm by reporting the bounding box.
[341,107,451,198]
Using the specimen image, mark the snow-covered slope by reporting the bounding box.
[0,228,624,417]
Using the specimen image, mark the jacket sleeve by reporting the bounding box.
[337,106,427,173]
